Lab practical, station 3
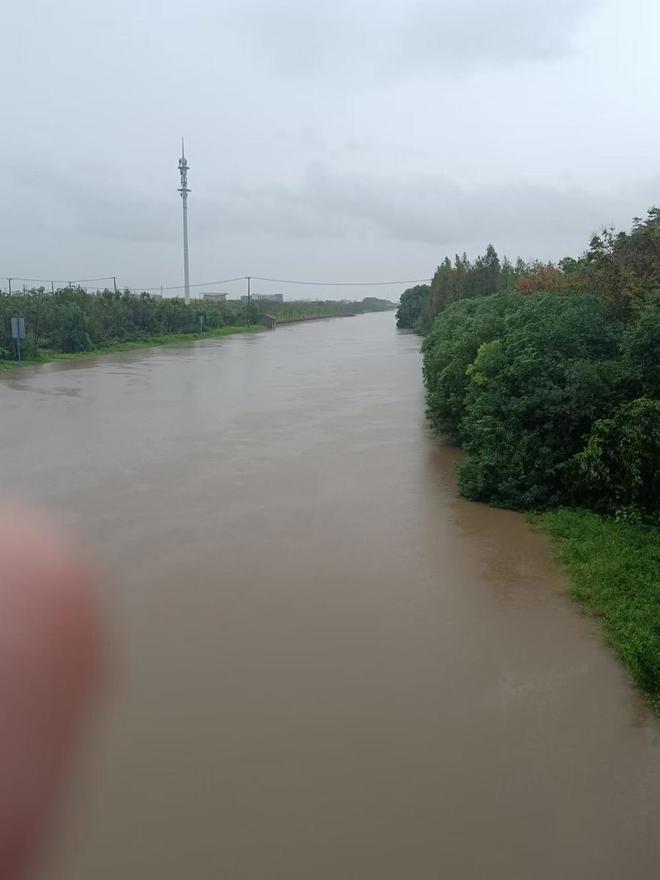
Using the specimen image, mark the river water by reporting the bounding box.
[1,312,659,878]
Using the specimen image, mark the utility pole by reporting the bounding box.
[7,278,11,295]
[247,275,251,324]
[113,276,117,295]
[178,138,191,306]
[51,281,54,294]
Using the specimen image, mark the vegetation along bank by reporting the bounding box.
[398,209,660,705]
[0,289,394,369]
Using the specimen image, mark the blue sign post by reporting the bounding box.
[11,317,26,363]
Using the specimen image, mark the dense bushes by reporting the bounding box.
[459,295,621,508]
[419,210,660,519]
[570,399,660,516]
[423,291,659,514]
[0,288,248,357]
[623,300,660,397]
[422,294,524,438]
[0,289,394,360]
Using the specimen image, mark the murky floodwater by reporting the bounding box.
[2,312,660,878]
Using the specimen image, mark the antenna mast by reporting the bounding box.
[178,138,191,305]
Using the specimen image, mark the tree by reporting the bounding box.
[478,244,501,296]
[500,257,516,292]
[396,285,429,329]
[583,209,660,319]
[418,246,505,330]
[515,261,565,295]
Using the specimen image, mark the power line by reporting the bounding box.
[137,275,431,291]
[251,275,432,287]
[2,272,429,293]
[2,275,116,284]
[72,276,117,283]
[0,275,246,292]
[137,276,248,292]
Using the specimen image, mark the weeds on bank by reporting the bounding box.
[540,508,660,708]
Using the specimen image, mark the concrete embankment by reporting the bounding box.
[258,313,357,328]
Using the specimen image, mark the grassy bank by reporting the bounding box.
[0,325,263,372]
[540,509,660,706]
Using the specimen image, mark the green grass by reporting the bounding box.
[0,325,263,371]
[540,508,660,706]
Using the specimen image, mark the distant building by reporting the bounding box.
[241,293,284,303]
[257,314,277,329]
[151,293,163,300]
[201,292,228,302]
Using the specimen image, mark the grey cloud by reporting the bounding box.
[219,0,600,78]
[8,158,179,245]
[395,0,600,72]
[7,152,658,265]
[212,164,659,259]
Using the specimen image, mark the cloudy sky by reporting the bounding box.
[4,0,659,299]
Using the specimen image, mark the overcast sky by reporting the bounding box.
[4,0,659,299]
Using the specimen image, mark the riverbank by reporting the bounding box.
[0,325,263,372]
[539,509,660,707]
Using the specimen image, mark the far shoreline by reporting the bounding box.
[0,325,264,373]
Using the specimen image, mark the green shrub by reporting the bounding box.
[55,302,93,352]
[423,292,623,508]
[396,284,429,329]
[570,398,660,517]
[623,299,660,398]
[459,294,622,508]
[422,294,520,439]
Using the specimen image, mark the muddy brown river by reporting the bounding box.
[1,312,660,878]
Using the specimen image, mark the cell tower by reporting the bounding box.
[178,138,191,305]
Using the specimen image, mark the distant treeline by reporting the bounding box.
[0,289,394,360]
[409,208,660,518]
[267,296,394,323]
[398,208,660,332]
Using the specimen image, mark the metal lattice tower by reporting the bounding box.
[178,138,191,305]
